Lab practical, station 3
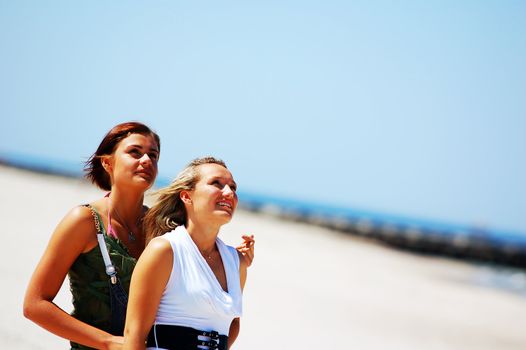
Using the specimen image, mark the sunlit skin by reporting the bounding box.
[185,164,255,266]
[123,163,252,350]
[23,132,160,350]
[102,133,160,193]
[100,134,160,258]
[184,164,239,245]
[23,140,254,350]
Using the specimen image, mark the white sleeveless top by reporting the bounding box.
[153,225,243,336]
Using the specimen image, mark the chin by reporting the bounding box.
[136,177,155,188]
[216,212,234,224]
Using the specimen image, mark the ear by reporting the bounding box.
[180,190,192,205]
[101,156,112,173]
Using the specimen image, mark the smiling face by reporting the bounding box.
[103,133,160,191]
[185,163,238,226]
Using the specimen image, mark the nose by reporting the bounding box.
[140,153,152,165]
[223,185,235,198]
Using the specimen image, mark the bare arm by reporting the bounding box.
[238,248,249,291]
[227,317,240,349]
[123,237,173,350]
[23,206,123,350]
[227,249,250,348]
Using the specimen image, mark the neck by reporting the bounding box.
[108,186,145,223]
[185,219,220,253]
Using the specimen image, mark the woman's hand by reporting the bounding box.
[236,234,255,267]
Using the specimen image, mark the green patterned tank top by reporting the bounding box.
[68,205,137,349]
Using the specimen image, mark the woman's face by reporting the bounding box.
[105,133,160,190]
[187,163,238,225]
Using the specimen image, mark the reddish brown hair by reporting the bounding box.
[84,122,161,191]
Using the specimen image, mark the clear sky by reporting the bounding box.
[1,1,525,233]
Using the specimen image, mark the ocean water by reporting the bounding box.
[2,150,526,250]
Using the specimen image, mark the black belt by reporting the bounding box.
[146,324,228,350]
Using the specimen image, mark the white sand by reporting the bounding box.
[1,165,525,349]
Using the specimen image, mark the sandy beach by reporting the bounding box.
[1,164,525,350]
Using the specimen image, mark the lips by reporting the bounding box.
[216,200,234,213]
[136,169,155,181]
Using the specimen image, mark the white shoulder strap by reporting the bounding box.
[86,205,118,284]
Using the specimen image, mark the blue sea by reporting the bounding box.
[2,150,526,250]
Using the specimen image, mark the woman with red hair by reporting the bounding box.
[23,122,255,349]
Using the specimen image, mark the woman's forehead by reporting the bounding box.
[198,163,233,180]
[119,133,159,150]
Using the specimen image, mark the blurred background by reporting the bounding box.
[1,1,525,349]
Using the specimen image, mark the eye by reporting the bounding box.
[129,148,142,158]
[149,152,159,161]
[211,180,222,188]
[230,184,237,192]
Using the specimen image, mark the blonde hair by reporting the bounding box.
[143,156,227,243]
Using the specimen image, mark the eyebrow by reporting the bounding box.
[211,176,237,187]
[127,144,159,153]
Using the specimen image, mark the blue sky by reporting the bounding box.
[1,1,525,233]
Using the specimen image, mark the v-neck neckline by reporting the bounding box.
[180,226,231,294]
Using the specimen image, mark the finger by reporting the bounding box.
[241,246,253,256]
[238,235,254,248]
[236,247,252,257]
[237,241,253,250]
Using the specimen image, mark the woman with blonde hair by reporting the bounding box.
[24,123,254,350]
[123,157,254,350]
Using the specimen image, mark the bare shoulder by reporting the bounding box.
[30,205,101,275]
[62,205,98,232]
[147,236,172,250]
[141,236,173,262]
[133,236,174,285]
[51,205,99,251]
[66,205,95,222]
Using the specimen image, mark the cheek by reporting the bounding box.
[193,188,215,202]
[114,156,131,168]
